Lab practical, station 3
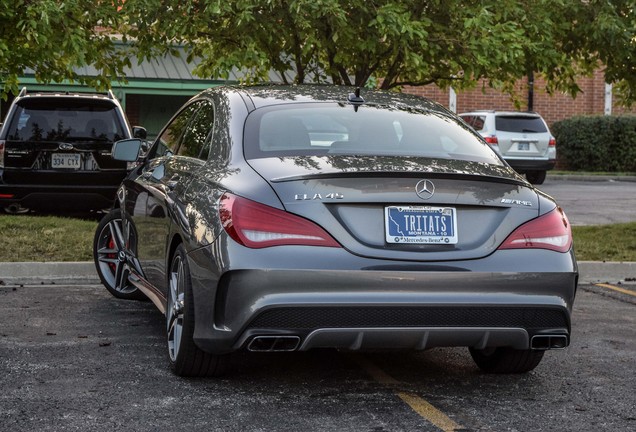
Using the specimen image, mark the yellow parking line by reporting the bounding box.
[396,392,464,432]
[595,283,636,297]
[351,355,463,432]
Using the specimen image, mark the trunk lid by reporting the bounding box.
[248,156,539,261]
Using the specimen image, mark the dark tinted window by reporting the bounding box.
[151,103,200,159]
[177,101,214,160]
[5,98,126,142]
[495,115,547,133]
[244,104,502,165]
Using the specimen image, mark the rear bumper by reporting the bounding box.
[186,243,578,355]
[505,157,556,172]
[0,183,117,210]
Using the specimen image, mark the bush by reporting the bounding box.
[552,115,636,171]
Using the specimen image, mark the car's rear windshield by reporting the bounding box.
[495,115,547,133]
[4,98,127,142]
[244,103,503,165]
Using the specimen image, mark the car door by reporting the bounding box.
[131,100,215,293]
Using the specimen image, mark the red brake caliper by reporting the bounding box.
[108,236,116,273]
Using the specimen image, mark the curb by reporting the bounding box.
[577,261,636,285]
[1,261,635,286]
[547,174,636,183]
[0,262,99,286]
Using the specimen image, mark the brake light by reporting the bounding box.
[0,140,4,168]
[549,137,556,147]
[219,193,340,248]
[498,207,572,253]
[484,136,499,145]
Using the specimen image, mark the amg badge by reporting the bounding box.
[295,193,344,200]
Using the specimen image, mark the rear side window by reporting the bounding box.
[5,98,127,142]
[177,101,214,160]
[461,115,486,131]
[495,116,547,133]
[244,103,502,165]
[151,103,200,159]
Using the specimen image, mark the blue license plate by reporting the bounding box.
[384,206,458,244]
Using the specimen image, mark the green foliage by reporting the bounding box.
[119,0,636,101]
[0,0,131,99]
[1,0,635,104]
[552,116,636,171]
[572,0,636,106]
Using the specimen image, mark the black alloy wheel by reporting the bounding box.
[167,244,227,377]
[93,208,145,300]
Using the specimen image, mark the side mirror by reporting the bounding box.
[132,126,147,139]
[112,138,142,162]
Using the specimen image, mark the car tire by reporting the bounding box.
[469,347,545,373]
[525,170,547,185]
[167,244,227,377]
[93,208,146,300]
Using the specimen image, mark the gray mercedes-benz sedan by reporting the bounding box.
[93,85,577,377]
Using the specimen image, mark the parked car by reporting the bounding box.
[0,88,146,213]
[94,85,577,377]
[459,110,556,184]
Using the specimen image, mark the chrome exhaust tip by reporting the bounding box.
[531,335,568,350]
[247,336,301,352]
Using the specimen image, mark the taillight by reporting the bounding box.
[498,207,572,253]
[218,193,340,249]
[0,140,5,168]
[549,137,556,147]
[484,136,499,145]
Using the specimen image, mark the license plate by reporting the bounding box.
[517,142,530,151]
[385,206,458,244]
[51,153,81,169]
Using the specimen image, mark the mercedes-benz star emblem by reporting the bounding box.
[415,179,435,200]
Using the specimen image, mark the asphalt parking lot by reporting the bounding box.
[537,177,636,226]
[1,281,634,432]
[1,177,635,431]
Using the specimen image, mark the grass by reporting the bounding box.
[571,223,636,262]
[0,214,96,262]
[1,215,635,262]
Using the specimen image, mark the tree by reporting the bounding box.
[0,0,130,99]
[572,0,636,104]
[2,1,635,104]
[121,0,636,103]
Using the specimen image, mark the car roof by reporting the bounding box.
[202,84,450,114]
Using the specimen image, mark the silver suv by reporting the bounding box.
[460,111,556,184]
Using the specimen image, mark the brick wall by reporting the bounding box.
[404,69,636,127]
[124,94,141,126]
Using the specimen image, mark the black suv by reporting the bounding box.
[0,88,145,213]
